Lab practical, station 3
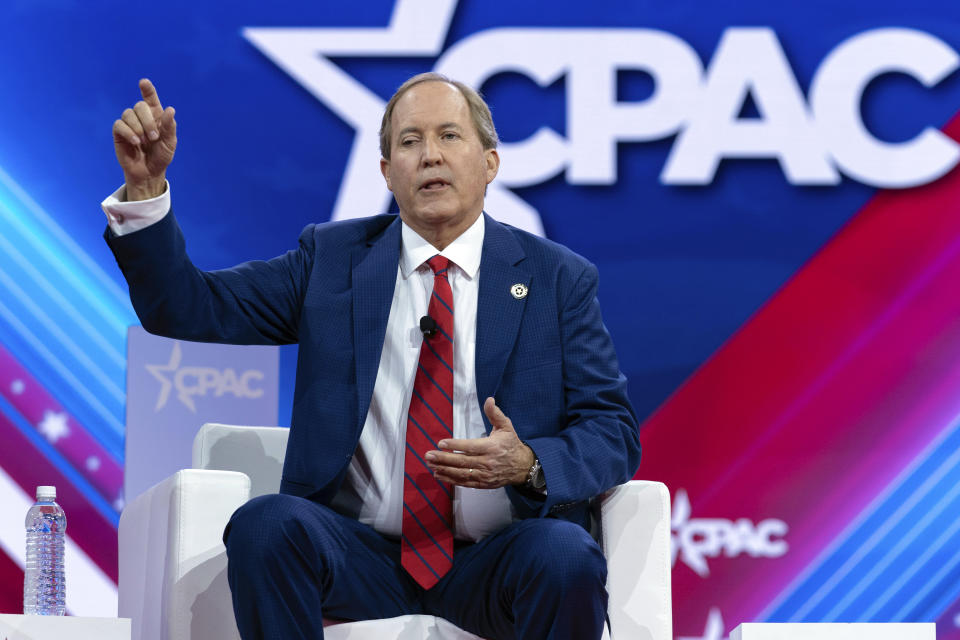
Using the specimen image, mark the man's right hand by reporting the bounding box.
[112,78,177,201]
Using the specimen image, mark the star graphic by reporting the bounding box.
[243,0,543,236]
[86,456,101,472]
[10,379,25,395]
[38,410,70,443]
[146,342,185,411]
[672,487,711,577]
[679,608,727,640]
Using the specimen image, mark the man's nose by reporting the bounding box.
[421,137,443,165]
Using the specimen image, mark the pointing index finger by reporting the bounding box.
[139,78,163,110]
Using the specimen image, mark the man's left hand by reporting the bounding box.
[425,397,535,489]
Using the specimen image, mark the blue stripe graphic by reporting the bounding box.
[0,265,124,404]
[763,415,960,624]
[862,504,960,620]
[823,469,960,620]
[0,165,134,460]
[0,297,124,438]
[0,230,125,368]
[0,167,134,326]
[907,552,960,621]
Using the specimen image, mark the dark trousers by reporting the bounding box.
[223,493,607,640]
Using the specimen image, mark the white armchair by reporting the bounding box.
[119,423,672,640]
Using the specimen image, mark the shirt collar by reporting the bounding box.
[400,214,485,280]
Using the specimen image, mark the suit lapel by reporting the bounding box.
[475,214,529,432]
[352,217,403,432]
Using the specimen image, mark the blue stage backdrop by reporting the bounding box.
[1,0,959,636]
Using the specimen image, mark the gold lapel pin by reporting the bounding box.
[510,283,528,299]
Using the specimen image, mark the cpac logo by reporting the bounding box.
[245,0,960,235]
[672,489,788,578]
[145,342,265,413]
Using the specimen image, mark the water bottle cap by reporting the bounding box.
[35,486,56,500]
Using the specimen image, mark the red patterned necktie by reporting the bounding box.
[402,254,455,589]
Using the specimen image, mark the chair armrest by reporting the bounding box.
[600,480,672,640]
[119,469,251,640]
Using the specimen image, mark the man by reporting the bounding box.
[104,73,641,640]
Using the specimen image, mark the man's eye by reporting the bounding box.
[442,132,459,140]
[401,138,418,146]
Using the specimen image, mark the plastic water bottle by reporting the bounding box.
[23,485,66,615]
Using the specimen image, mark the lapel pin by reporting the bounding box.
[510,283,528,299]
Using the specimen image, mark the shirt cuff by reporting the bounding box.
[101,181,171,236]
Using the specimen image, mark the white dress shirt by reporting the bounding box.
[102,184,515,541]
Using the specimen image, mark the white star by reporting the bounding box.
[38,410,70,443]
[10,379,25,395]
[243,0,543,235]
[85,456,101,472]
[146,342,185,411]
[113,495,126,512]
[678,608,727,640]
[672,488,711,577]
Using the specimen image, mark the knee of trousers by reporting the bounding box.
[223,494,338,568]
[515,520,608,591]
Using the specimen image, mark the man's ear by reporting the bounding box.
[484,149,500,184]
[380,157,392,191]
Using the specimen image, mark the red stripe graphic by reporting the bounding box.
[0,547,22,614]
[637,112,960,635]
[0,410,118,583]
[0,344,123,507]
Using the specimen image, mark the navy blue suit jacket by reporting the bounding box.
[107,211,641,528]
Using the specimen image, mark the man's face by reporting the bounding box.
[380,82,499,244]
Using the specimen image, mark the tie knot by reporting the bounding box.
[426,255,450,275]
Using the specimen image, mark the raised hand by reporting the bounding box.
[425,397,536,489]
[112,78,177,200]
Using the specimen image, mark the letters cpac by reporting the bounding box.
[437,27,960,188]
[174,367,265,404]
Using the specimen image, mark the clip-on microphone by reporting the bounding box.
[419,315,438,338]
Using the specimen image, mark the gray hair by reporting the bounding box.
[379,72,499,159]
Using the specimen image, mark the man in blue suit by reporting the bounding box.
[105,74,641,640]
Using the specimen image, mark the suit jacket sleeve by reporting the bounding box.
[514,261,641,519]
[104,209,313,345]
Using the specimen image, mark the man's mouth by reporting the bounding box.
[420,178,449,191]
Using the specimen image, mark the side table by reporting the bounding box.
[732,622,935,640]
[0,614,130,640]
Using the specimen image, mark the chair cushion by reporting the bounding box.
[323,615,485,639]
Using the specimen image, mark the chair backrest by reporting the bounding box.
[192,423,289,499]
